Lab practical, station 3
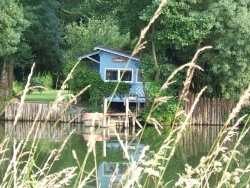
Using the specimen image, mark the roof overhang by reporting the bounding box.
[77,51,100,64]
[77,46,140,64]
[94,46,140,61]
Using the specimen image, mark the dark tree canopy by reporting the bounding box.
[13,0,63,82]
[140,0,250,99]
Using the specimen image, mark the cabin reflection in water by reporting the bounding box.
[97,142,145,188]
[98,162,128,188]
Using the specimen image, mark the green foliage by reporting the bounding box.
[159,1,214,49]
[0,0,29,57]
[199,0,250,99]
[63,16,130,65]
[84,106,103,113]
[139,54,184,126]
[15,0,63,81]
[140,0,250,99]
[59,0,151,39]
[142,98,180,127]
[43,73,53,89]
[114,82,132,98]
[31,75,44,92]
[142,126,171,151]
[13,80,23,95]
[30,73,53,92]
[12,42,34,82]
[141,1,213,48]
[69,64,131,107]
[240,106,250,126]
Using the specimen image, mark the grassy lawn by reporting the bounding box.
[24,90,70,103]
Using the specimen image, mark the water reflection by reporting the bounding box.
[98,162,128,188]
[178,125,250,169]
[98,143,144,188]
[179,125,246,157]
[2,120,138,141]
[2,121,84,140]
[1,122,249,186]
[98,125,250,187]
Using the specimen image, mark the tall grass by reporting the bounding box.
[1,0,250,187]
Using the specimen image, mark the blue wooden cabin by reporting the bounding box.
[78,46,145,103]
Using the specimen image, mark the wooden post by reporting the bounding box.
[103,98,108,157]
[103,128,106,157]
[124,124,128,158]
[125,98,129,128]
[103,98,107,128]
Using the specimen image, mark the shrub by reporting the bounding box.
[69,64,131,107]
[43,73,53,89]
[30,73,53,92]
[13,80,23,95]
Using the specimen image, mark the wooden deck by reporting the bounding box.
[103,98,142,128]
[82,98,143,157]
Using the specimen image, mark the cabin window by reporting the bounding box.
[137,69,143,83]
[105,69,132,82]
[120,70,132,82]
[106,69,118,81]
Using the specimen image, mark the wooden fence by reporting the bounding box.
[184,93,234,125]
[3,93,236,125]
[3,101,83,122]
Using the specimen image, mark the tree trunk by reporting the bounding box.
[151,25,160,81]
[8,62,14,95]
[0,61,9,98]
[0,61,14,98]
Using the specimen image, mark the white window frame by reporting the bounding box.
[136,69,143,83]
[105,68,133,83]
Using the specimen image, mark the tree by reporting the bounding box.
[58,0,91,24]
[200,0,250,99]
[15,0,63,83]
[63,16,131,72]
[59,0,152,39]
[140,0,250,100]
[0,0,29,97]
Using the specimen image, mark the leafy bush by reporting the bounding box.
[13,80,23,95]
[139,54,185,126]
[69,64,131,107]
[43,73,53,89]
[30,73,53,92]
[142,94,182,126]
[31,75,44,92]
